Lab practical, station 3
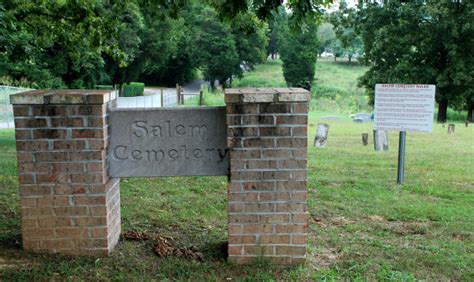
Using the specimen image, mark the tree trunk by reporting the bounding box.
[437,99,448,123]
[348,55,352,64]
[467,103,473,122]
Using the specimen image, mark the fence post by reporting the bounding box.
[176,84,180,106]
[199,90,203,106]
[160,88,164,108]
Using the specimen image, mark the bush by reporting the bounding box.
[95,85,114,90]
[123,82,145,97]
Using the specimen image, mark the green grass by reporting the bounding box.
[1,119,473,279]
[235,59,370,113]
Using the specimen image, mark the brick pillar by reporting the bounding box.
[225,88,310,265]
[11,90,120,256]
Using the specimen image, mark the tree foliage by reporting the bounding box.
[355,0,474,122]
[277,10,319,90]
[328,1,363,63]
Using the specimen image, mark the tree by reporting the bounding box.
[186,5,240,89]
[278,10,319,90]
[317,22,336,56]
[356,0,474,122]
[230,13,268,77]
[328,1,363,63]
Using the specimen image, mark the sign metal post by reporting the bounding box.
[374,84,435,184]
[397,131,406,184]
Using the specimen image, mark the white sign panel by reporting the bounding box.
[374,84,436,132]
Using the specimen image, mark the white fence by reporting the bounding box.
[0,86,33,129]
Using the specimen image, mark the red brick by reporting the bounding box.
[276,138,307,147]
[13,106,31,117]
[51,117,84,127]
[229,215,259,224]
[16,140,49,151]
[15,118,48,128]
[69,150,104,161]
[72,129,104,139]
[246,160,277,169]
[275,203,306,212]
[18,174,35,184]
[275,246,306,256]
[230,150,261,159]
[259,127,291,136]
[53,140,87,150]
[87,117,106,127]
[260,104,291,113]
[226,104,259,114]
[228,245,243,255]
[291,127,307,136]
[259,235,290,244]
[35,152,68,162]
[242,224,273,233]
[34,129,68,139]
[38,217,72,227]
[242,116,274,125]
[19,185,53,196]
[228,235,256,244]
[261,149,291,159]
[15,129,32,140]
[292,103,308,113]
[275,224,307,233]
[56,228,89,239]
[242,182,275,191]
[243,245,274,256]
[276,115,307,125]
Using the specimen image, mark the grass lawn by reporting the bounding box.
[0,119,473,280]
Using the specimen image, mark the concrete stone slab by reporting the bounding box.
[108,107,229,177]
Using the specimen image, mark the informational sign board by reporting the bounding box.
[108,107,229,177]
[374,84,436,132]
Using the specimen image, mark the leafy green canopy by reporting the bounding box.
[274,9,319,90]
[355,0,474,122]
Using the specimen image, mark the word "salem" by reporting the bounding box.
[112,144,228,163]
[132,120,208,138]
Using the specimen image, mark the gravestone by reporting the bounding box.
[448,124,455,134]
[314,123,329,147]
[373,130,389,151]
[362,133,369,146]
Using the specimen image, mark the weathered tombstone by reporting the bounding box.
[320,115,340,121]
[314,123,329,147]
[448,124,455,134]
[373,130,389,151]
[362,133,369,146]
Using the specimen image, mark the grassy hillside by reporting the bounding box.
[234,59,370,115]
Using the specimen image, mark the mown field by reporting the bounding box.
[0,60,473,280]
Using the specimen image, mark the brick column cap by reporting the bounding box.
[225,88,310,104]
[10,89,117,105]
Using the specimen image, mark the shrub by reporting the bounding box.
[95,85,114,90]
[123,82,145,97]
